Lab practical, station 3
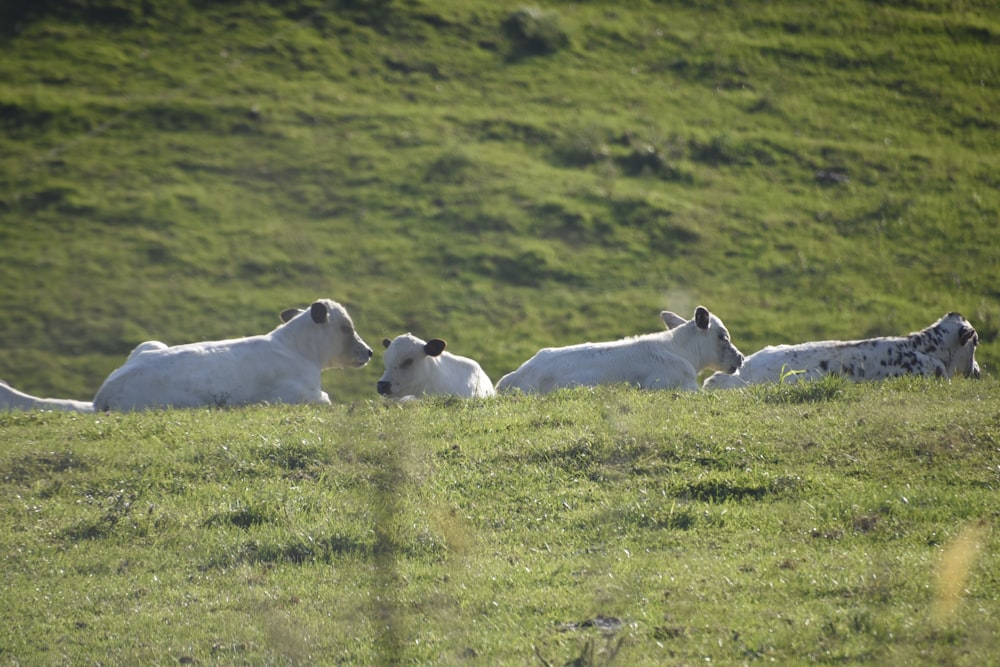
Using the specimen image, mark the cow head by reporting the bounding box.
[377,333,448,397]
[661,305,744,374]
[947,313,981,379]
[279,300,373,369]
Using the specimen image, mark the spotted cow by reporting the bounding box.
[704,312,981,389]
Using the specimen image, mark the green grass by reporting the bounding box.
[1,0,998,403]
[1,379,998,664]
[1,1,999,663]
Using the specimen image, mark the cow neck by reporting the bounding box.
[271,316,325,365]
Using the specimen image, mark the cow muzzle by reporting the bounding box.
[377,380,392,396]
[352,347,373,367]
[728,354,744,374]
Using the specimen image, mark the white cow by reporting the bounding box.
[93,299,372,411]
[703,311,981,389]
[495,306,744,394]
[377,333,495,399]
[0,299,372,412]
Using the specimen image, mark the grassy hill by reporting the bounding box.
[1,0,998,401]
[2,4,999,663]
[1,379,998,664]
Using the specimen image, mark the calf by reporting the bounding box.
[704,312,981,389]
[93,299,372,411]
[377,333,495,399]
[0,299,372,413]
[495,306,743,394]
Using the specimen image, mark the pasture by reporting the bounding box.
[1,379,998,664]
[1,0,998,403]
[1,0,999,663]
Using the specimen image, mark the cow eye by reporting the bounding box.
[401,358,414,369]
[341,325,353,335]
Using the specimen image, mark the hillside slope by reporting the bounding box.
[1,0,998,401]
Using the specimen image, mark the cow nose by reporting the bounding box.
[729,354,744,374]
[377,381,392,396]
[354,347,374,367]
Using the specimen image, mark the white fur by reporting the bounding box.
[495,306,744,394]
[377,333,494,399]
[0,380,95,413]
[1,299,372,413]
[127,340,168,360]
[92,299,372,411]
[704,312,981,389]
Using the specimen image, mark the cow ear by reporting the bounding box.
[960,325,977,346]
[382,338,392,349]
[424,339,447,357]
[280,308,302,323]
[660,311,687,330]
[694,306,711,330]
[310,302,328,324]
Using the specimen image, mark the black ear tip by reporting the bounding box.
[310,301,328,324]
[382,338,392,349]
[695,306,711,329]
[424,338,447,356]
[960,326,977,346]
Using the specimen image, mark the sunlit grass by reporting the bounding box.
[1,378,998,663]
[1,0,998,404]
[1,3,999,660]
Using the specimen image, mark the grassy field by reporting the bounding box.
[1,0,998,402]
[2,378,998,664]
[1,0,999,664]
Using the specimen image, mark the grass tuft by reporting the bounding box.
[502,6,572,58]
[759,373,851,404]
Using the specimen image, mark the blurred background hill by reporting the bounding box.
[1,0,997,402]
